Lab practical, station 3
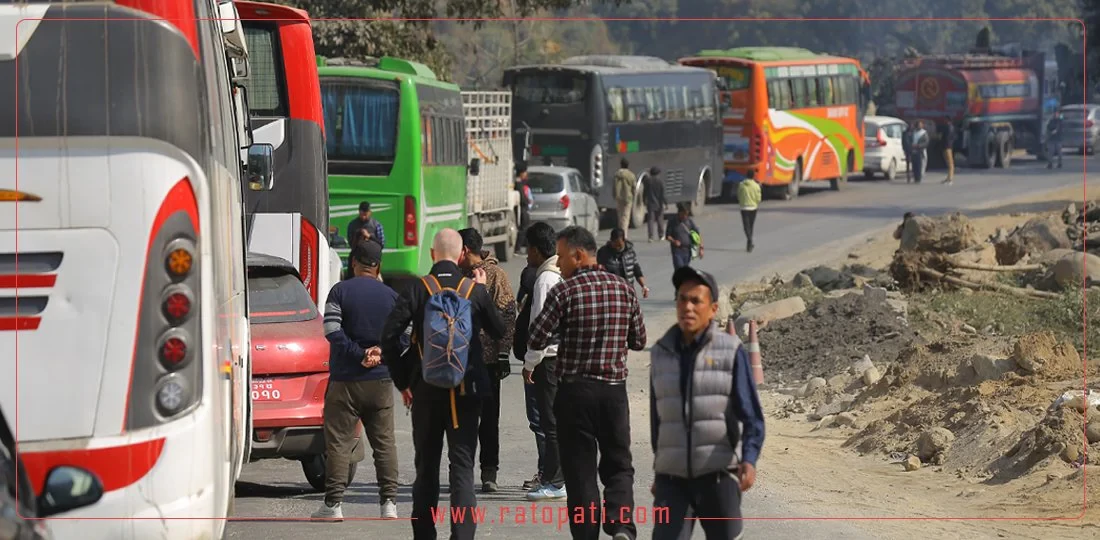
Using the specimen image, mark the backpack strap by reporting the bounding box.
[421,275,443,295]
[456,277,476,299]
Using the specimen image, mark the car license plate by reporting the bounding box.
[251,379,282,401]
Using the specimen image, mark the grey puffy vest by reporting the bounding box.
[650,322,742,478]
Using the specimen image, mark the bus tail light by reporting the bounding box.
[125,177,203,431]
[560,194,570,210]
[590,145,603,189]
[404,196,418,246]
[299,216,319,305]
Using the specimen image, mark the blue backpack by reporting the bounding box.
[418,275,476,390]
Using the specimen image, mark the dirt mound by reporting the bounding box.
[758,292,918,381]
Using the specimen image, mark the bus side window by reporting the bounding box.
[806,77,819,107]
[818,76,834,106]
[607,87,626,122]
[792,78,808,109]
[700,81,715,119]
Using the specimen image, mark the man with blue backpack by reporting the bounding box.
[380,228,508,540]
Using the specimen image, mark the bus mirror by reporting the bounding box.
[37,466,104,518]
[247,143,275,191]
[468,158,481,176]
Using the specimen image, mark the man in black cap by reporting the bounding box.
[643,166,667,243]
[313,239,403,521]
[347,201,385,247]
[648,266,765,540]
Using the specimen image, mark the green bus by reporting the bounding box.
[319,56,470,283]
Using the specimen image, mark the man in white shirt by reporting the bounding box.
[520,222,566,502]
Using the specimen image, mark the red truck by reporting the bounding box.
[894,49,1062,169]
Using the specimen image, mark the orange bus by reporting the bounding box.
[680,47,872,200]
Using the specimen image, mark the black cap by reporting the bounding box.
[359,201,371,212]
[350,239,382,268]
[649,166,661,175]
[672,266,719,303]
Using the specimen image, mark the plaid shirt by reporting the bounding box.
[527,265,646,382]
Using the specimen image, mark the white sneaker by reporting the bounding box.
[380,498,398,519]
[526,484,567,501]
[311,501,343,521]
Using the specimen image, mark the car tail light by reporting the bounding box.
[125,177,203,431]
[299,216,319,305]
[404,195,418,246]
[560,194,570,210]
[876,128,886,147]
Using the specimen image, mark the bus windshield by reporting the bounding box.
[322,80,400,161]
[710,65,752,91]
[513,72,588,104]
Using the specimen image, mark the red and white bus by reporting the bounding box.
[236,0,340,307]
[0,1,268,537]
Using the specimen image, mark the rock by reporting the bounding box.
[862,284,889,305]
[806,377,827,393]
[806,265,843,288]
[969,354,1018,382]
[1010,331,1081,376]
[916,427,956,461]
[885,298,909,317]
[812,396,855,419]
[1037,248,1079,266]
[1051,251,1100,289]
[1063,443,1080,464]
[828,373,852,389]
[835,412,858,427]
[850,355,874,376]
[994,216,1073,265]
[904,455,922,471]
[734,296,807,330]
[1087,421,1100,444]
[899,213,980,254]
[791,272,815,288]
[795,382,810,398]
[1064,202,1078,224]
[960,324,977,334]
[717,286,735,326]
[812,415,838,431]
[862,366,883,386]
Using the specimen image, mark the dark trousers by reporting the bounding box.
[517,209,531,250]
[534,357,563,488]
[671,248,691,270]
[410,389,482,540]
[323,379,399,505]
[555,378,635,540]
[478,377,501,483]
[652,471,744,540]
[524,379,546,476]
[740,209,756,247]
[647,207,665,240]
[911,151,925,183]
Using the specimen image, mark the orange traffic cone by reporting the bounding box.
[747,320,763,385]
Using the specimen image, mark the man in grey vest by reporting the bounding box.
[649,267,765,540]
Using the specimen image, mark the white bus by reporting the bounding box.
[0,1,268,537]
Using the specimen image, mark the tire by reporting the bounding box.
[884,158,897,181]
[302,454,358,493]
[829,153,850,191]
[997,138,1013,168]
[981,132,996,169]
[494,212,516,262]
[694,177,707,211]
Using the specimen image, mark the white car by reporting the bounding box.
[863,115,921,181]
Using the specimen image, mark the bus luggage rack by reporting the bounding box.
[463,91,513,214]
[463,91,511,140]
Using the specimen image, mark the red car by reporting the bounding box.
[246,253,365,491]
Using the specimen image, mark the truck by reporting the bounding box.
[893,47,1062,169]
[463,91,521,261]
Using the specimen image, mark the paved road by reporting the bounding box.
[227,155,1092,539]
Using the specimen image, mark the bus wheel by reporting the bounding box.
[302,454,357,493]
[694,175,708,211]
[630,184,647,228]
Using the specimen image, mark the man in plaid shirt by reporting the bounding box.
[527,225,647,540]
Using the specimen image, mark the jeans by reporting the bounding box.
[533,357,563,488]
[524,379,546,476]
[1049,140,1063,167]
[652,471,744,540]
[740,209,756,247]
[647,207,665,240]
[555,378,636,540]
[410,387,483,540]
[671,248,691,270]
[478,377,501,483]
[322,379,399,505]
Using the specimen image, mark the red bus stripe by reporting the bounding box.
[0,274,56,288]
[0,317,41,331]
[20,438,167,495]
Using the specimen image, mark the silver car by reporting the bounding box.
[526,165,600,235]
[1058,104,1100,154]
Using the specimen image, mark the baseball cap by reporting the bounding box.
[672,266,719,303]
[350,239,382,267]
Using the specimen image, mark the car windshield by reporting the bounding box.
[527,172,565,194]
[247,267,318,324]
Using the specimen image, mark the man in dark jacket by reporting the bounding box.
[347,201,385,246]
[513,262,545,491]
[665,203,702,270]
[515,162,534,253]
[644,166,667,242]
[940,118,957,185]
[901,122,913,183]
[380,228,507,540]
[597,227,650,298]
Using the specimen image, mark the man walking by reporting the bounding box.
[650,267,766,540]
[597,227,649,298]
[312,240,401,521]
[457,228,517,493]
[666,203,702,270]
[347,201,385,246]
[613,158,636,234]
[940,118,957,185]
[520,222,566,503]
[737,170,762,252]
[911,120,930,183]
[381,229,508,540]
[901,122,913,183]
[528,225,647,540]
[513,262,546,491]
[1047,111,1064,169]
[644,166,668,242]
[515,162,534,254]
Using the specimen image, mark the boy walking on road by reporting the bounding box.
[380,229,508,540]
[666,203,703,270]
[528,225,647,540]
[457,228,517,493]
[614,159,637,234]
[650,267,766,540]
[312,240,402,521]
[737,170,762,252]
